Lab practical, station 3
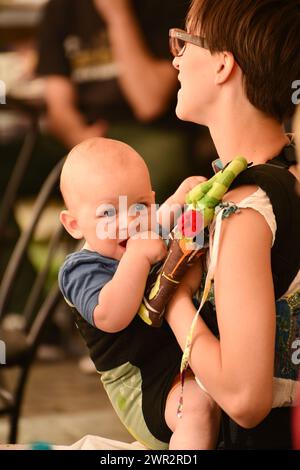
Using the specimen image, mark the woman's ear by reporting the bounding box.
[60,210,83,239]
[214,51,236,85]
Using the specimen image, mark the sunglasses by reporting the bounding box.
[169,28,209,57]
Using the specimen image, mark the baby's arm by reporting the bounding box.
[157,176,207,232]
[93,231,167,333]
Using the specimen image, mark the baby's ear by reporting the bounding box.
[60,210,83,239]
[152,190,156,201]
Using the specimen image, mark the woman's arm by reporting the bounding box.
[166,187,276,428]
[93,232,167,333]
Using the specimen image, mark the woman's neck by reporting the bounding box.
[208,102,290,167]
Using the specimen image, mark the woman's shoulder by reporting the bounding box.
[227,163,300,222]
[230,162,298,195]
[222,159,297,201]
[221,162,300,247]
[220,162,300,298]
[222,184,259,204]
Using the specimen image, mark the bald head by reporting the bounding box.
[60,137,151,210]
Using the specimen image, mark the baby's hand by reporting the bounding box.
[126,231,167,265]
[173,176,207,206]
[157,176,207,231]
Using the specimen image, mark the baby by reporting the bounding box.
[58,137,220,450]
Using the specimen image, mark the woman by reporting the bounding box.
[167,0,300,449]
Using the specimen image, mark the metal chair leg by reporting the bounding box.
[0,117,39,240]
[8,363,31,444]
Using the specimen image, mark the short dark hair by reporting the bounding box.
[187,0,300,122]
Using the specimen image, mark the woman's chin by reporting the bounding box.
[175,99,186,119]
[175,104,193,123]
[176,102,207,126]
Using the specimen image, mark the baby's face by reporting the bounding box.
[75,164,155,260]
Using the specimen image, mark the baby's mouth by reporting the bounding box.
[119,238,129,249]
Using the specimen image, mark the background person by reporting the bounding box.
[36,0,205,203]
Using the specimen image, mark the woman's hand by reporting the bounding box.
[166,258,203,326]
[178,258,203,297]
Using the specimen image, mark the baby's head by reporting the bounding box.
[60,138,155,259]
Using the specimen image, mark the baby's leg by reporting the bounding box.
[165,378,221,450]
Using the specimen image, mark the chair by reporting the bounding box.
[0,96,41,241]
[0,158,75,443]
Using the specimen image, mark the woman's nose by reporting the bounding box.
[172,56,180,70]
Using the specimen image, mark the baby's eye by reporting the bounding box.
[98,208,116,218]
[135,203,148,211]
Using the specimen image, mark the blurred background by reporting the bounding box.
[0,0,216,447]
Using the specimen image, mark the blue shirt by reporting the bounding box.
[59,249,119,326]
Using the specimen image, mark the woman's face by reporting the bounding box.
[172,41,216,126]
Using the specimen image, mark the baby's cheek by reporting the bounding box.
[95,219,117,240]
[144,210,155,232]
